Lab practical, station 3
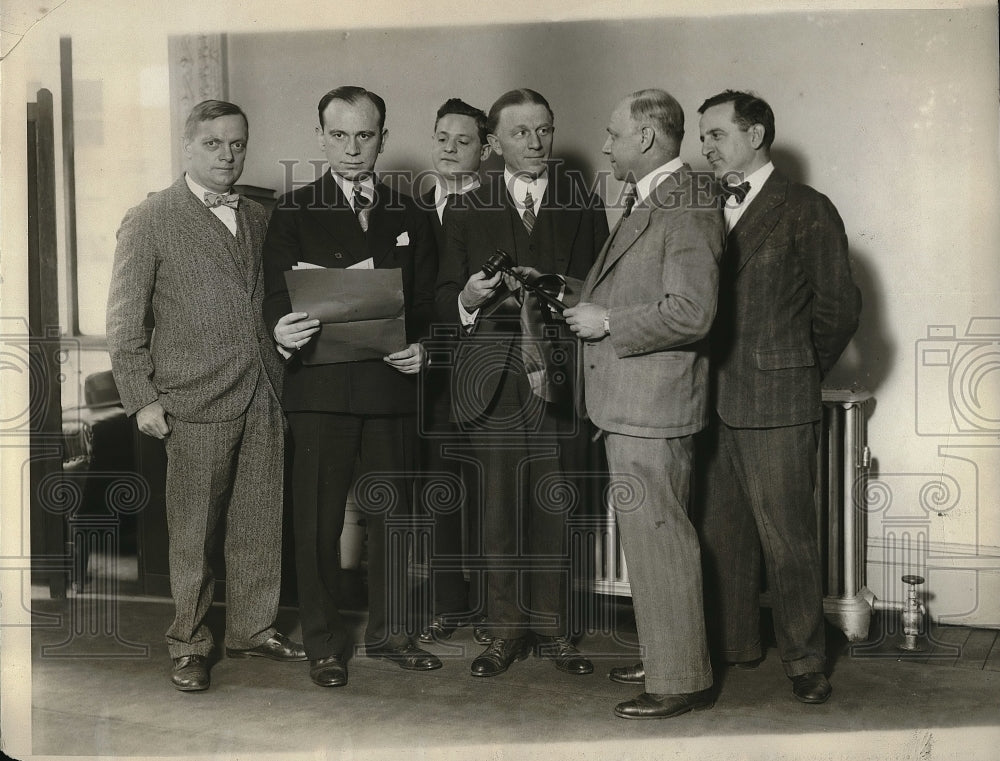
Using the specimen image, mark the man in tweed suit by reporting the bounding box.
[107,100,305,692]
[565,89,723,719]
[695,90,861,704]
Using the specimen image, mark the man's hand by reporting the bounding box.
[136,400,170,439]
[460,270,503,312]
[274,312,320,352]
[564,302,609,341]
[384,343,426,375]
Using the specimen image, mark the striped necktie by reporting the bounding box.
[353,183,372,232]
[521,190,536,235]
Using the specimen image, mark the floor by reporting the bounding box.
[12,550,1000,761]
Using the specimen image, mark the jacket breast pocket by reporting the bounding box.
[754,347,816,370]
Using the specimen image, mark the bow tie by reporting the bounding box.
[720,181,750,204]
[204,192,239,209]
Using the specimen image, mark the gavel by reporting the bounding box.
[481,249,567,315]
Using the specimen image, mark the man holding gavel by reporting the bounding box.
[435,88,608,678]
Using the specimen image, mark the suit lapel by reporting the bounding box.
[537,173,578,274]
[172,179,251,291]
[367,183,401,268]
[311,172,367,265]
[729,172,786,273]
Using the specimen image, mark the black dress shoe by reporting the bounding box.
[226,631,307,662]
[470,637,530,677]
[609,663,645,684]
[534,635,594,675]
[366,642,442,671]
[614,688,714,719]
[171,654,210,692]
[730,654,765,670]
[309,655,348,687]
[472,616,493,645]
[418,615,460,644]
[791,672,832,704]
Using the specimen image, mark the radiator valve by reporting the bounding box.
[898,574,926,652]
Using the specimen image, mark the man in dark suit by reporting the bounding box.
[436,88,609,677]
[416,98,492,645]
[107,100,306,692]
[263,86,441,688]
[695,90,861,704]
[565,89,722,719]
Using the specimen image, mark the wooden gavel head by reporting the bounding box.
[481,249,515,278]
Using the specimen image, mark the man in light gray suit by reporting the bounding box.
[107,100,305,692]
[564,89,723,719]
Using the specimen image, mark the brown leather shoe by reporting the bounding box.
[609,662,645,684]
[226,631,307,662]
[419,615,461,644]
[472,616,493,645]
[171,654,210,692]
[534,635,594,675]
[309,654,348,687]
[730,654,765,670]
[366,642,442,671]
[614,688,714,719]
[470,637,530,677]
[791,672,832,704]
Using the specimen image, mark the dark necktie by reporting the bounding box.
[204,191,239,209]
[353,184,372,232]
[522,190,536,235]
[621,184,638,218]
[721,181,751,204]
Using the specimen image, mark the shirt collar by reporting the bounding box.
[634,157,684,204]
[504,167,548,205]
[186,173,232,202]
[330,168,376,204]
[726,161,775,207]
[434,175,481,205]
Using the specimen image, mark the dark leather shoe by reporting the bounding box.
[534,635,593,675]
[309,655,348,687]
[470,637,530,677]
[472,616,492,645]
[171,655,209,692]
[792,672,832,704]
[366,642,442,671]
[730,654,765,670]
[614,688,714,719]
[609,663,645,684]
[418,615,460,644]
[226,631,307,662]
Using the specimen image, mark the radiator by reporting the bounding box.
[593,387,876,642]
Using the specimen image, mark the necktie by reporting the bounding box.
[720,181,751,204]
[621,184,637,218]
[521,190,536,235]
[204,192,239,209]
[353,184,372,232]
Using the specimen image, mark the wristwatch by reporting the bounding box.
[602,312,611,337]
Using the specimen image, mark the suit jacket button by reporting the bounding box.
[334,252,343,259]
[589,364,596,370]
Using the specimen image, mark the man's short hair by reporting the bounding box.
[183,100,248,140]
[317,86,387,130]
[698,90,775,150]
[628,89,684,145]
[435,98,488,145]
[486,88,553,135]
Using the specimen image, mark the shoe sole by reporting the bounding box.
[368,654,443,671]
[608,674,644,685]
[225,649,308,662]
[794,691,831,704]
[614,701,714,719]
[172,681,209,692]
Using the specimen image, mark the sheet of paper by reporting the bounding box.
[292,260,325,270]
[348,257,374,269]
[284,267,406,364]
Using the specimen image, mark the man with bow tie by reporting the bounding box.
[564,89,723,719]
[694,90,861,705]
[107,100,305,692]
[262,86,440,688]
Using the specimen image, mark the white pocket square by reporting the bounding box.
[395,231,410,246]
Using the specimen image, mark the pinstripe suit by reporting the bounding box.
[107,176,286,658]
[580,164,723,694]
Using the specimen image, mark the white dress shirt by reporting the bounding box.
[433,176,481,224]
[186,174,237,236]
[724,161,774,233]
[633,156,685,205]
[331,169,376,211]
